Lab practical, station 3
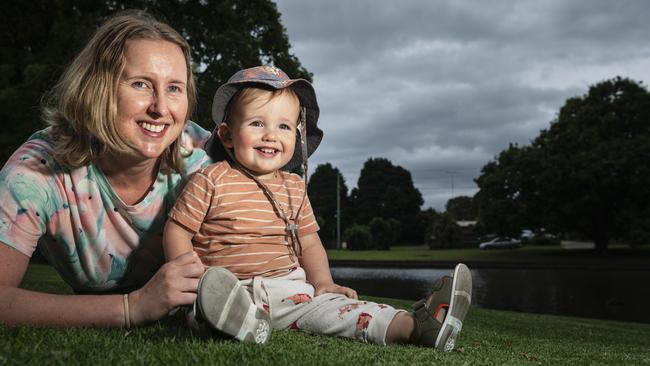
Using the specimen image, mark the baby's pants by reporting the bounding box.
[239,268,405,345]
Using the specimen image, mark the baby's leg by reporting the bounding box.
[255,268,405,345]
[384,311,416,344]
[287,294,404,345]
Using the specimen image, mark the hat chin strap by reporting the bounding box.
[220,107,309,259]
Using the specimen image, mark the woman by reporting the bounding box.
[0,11,208,327]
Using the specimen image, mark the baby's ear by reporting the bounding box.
[217,123,233,148]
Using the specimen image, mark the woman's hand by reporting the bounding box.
[128,251,204,325]
[314,282,358,300]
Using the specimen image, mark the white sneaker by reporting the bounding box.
[195,267,271,344]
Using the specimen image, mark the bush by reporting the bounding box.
[343,224,371,250]
[527,233,560,246]
[426,213,462,249]
[368,217,400,250]
[623,220,650,247]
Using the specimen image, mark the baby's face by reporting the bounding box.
[221,91,299,179]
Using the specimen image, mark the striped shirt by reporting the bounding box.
[168,161,319,279]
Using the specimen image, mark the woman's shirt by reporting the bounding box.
[0,122,211,293]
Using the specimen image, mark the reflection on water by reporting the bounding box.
[330,267,650,323]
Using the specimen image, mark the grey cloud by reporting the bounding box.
[275,0,650,209]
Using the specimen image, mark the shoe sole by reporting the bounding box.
[435,263,472,351]
[197,267,271,344]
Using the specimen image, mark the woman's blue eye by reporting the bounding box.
[169,85,182,93]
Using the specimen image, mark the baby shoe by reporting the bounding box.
[411,263,472,351]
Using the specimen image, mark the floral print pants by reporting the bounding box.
[240,267,404,345]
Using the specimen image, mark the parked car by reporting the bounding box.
[479,237,522,250]
[520,229,534,241]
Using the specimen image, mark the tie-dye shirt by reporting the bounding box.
[0,122,211,293]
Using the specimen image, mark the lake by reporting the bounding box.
[330,266,650,324]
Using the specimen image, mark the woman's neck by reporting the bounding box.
[97,152,159,206]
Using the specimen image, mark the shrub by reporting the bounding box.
[368,217,400,250]
[427,213,462,249]
[527,233,560,246]
[343,224,371,250]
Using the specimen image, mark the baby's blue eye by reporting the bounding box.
[280,123,292,130]
[250,121,263,127]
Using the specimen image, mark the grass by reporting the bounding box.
[326,244,650,267]
[2,264,649,365]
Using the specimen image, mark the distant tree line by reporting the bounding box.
[307,158,484,251]
[310,77,650,252]
[474,77,650,252]
[308,158,429,250]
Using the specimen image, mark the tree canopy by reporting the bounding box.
[445,196,477,221]
[0,0,310,165]
[307,163,351,248]
[475,77,650,251]
[351,157,423,242]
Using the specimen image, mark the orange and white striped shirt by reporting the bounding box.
[168,161,319,279]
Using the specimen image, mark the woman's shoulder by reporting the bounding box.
[179,121,213,175]
[1,128,63,177]
[181,121,211,151]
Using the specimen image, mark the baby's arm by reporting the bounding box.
[299,233,357,299]
[163,220,196,262]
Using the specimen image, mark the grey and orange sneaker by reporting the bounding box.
[411,263,472,351]
[192,266,271,344]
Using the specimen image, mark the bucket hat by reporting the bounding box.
[205,65,322,171]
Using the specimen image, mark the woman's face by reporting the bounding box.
[115,38,188,161]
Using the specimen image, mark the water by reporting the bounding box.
[330,267,650,323]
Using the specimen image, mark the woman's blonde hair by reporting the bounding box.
[43,10,196,172]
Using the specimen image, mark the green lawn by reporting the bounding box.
[326,244,650,267]
[2,264,649,365]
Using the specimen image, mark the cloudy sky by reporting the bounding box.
[274,0,650,210]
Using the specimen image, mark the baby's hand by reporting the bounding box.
[314,282,358,299]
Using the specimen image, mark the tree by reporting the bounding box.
[0,0,110,165]
[343,224,371,251]
[474,144,542,238]
[307,163,351,248]
[446,196,477,221]
[1,0,310,165]
[415,208,439,244]
[426,212,462,249]
[368,217,400,250]
[476,77,650,251]
[532,77,650,251]
[352,158,423,243]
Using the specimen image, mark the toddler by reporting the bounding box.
[163,66,472,350]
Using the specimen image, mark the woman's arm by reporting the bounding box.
[298,233,357,299]
[0,242,204,327]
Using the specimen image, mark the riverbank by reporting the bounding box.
[326,245,650,270]
[6,263,650,365]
